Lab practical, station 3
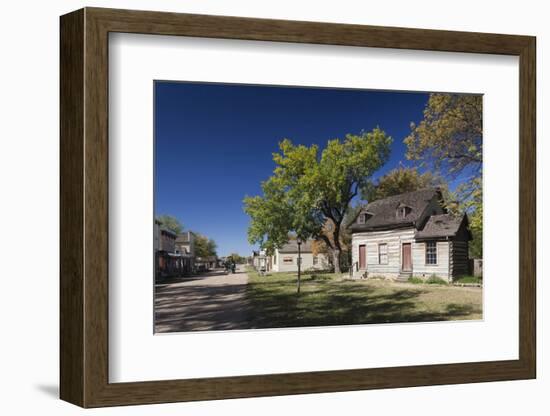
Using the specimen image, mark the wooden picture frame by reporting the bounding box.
[60,7,536,408]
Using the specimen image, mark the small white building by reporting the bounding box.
[270,240,330,273]
[350,189,472,282]
[251,249,271,272]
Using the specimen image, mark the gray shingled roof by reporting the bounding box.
[351,188,441,232]
[277,240,315,253]
[415,213,467,239]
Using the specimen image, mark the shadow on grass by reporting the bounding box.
[246,277,481,329]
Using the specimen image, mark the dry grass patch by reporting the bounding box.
[246,269,482,329]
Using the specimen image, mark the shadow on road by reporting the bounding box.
[154,268,251,333]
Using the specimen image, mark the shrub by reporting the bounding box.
[407,276,424,284]
[426,274,448,285]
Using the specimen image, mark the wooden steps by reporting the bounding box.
[396,271,412,282]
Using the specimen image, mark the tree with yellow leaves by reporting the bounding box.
[405,93,483,257]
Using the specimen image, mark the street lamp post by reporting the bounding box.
[297,238,302,294]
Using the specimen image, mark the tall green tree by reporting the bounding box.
[244,173,311,256]
[405,93,483,257]
[227,253,246,264]
[156,214,184,234]
[194,234,218,258]
[361,167,445,202]
[207,239,218,257]
[244,128,392,273]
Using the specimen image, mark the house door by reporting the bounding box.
[402,243,412,272]
[358,245,366,269]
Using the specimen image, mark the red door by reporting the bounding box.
[402,243,412,272]
[358,245,366,269]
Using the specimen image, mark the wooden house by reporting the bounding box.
[155,226,187,280]
[270,240,330,273]
[350,188,472,282]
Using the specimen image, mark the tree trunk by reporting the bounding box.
[332,248,341,274]
[332,222,342,274]
[297,242,301,293]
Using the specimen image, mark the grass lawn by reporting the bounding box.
[246,268,482,329]
[453,275,483,285]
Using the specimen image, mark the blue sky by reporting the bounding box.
[155,81,430,256]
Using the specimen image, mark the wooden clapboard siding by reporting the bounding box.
[352,229,457,280]
[352,228,415,277]
[412,241,450,279]
[450,240,470,278]
[272,251,330,272]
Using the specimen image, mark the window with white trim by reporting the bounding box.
[425,241,437,264]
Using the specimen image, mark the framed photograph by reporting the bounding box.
[60,7,536,408]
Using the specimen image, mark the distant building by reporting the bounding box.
[175,231,196,274]
[175,231,195,257]
[252,249,271,273]
[155,224,189,280]
[195,256,218,272]
[270,240,329,273]
[251,251,260,269]
[159,227,176,252]
[154,219,161,252]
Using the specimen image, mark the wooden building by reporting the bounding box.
[155,226,189,280]
[252,250,271,273]
[350,188,472,282]
[270,240,330,273]
[195,256,218,272]
[175,231,196,275]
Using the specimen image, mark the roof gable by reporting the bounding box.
[277,239,315,253]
